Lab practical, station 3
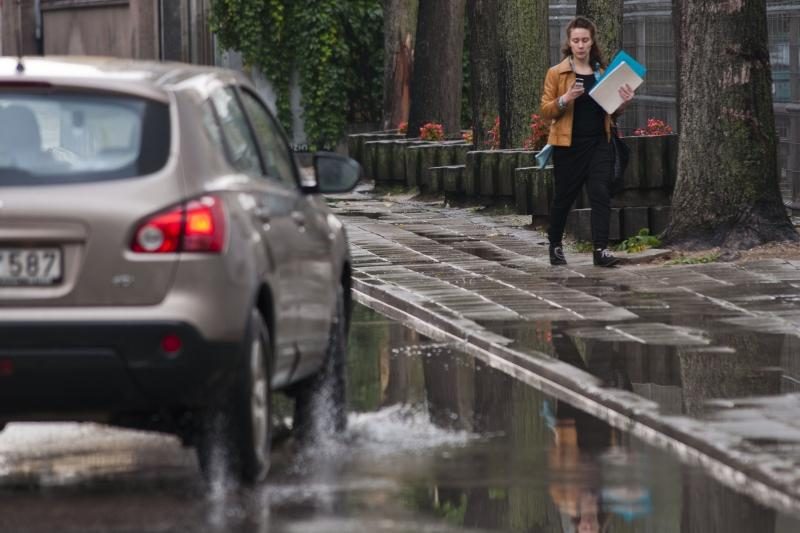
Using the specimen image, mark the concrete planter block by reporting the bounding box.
[405,145,422,188]
[643,134,668,188]
[516,151,538,169]
[347,134,361,162]
[442,165,465,194]
[497,150,519,198]
[373,140,394,183]
[464,151,483,196]
[514,167,533,214]
[418,145,439,192]
[649,205,672,235]
[663,134,679,191]
[453,144,471,165]
[622,206,650,239]
[390,141,407,183]
[566,208,593,242]
[619,134,679,192]
[362,140,379,180]
[436,142,471,167]
[479,151,500,197]
[349,132,405,164]
[529,167,554,229]
[427,166,444,193]
[562,207,620,242]
[530,167,554,217]
[623,135,645,190]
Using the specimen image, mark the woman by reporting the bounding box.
[540,16,635,267]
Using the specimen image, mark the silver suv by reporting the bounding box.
[0,57,360,484]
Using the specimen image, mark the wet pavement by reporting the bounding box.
[331,190,800,510]
[1,304,799,532]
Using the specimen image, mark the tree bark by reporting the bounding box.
[575,0,623,66]
[382,0,418,131]
[671,0,684,133]
[466,0,499,149]
[496,0,549,148]
[407,0,466,138]
[663,0,797,249]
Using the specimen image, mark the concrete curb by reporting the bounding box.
[351,276,800,515]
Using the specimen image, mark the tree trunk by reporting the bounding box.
[407,0,466,138]
[575,0,623,65]
[466,0,499,149]
[497,0,549,149]
[663,0,797,249]
[672,0,684,133]
[382,0,418,131]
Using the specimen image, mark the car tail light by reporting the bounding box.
[131,196,226,254]
[183,197,226,252]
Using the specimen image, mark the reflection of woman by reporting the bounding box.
[547,332,622,532]
[540,17,635,267]
[548,404,612,532]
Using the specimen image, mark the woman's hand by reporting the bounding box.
[617,83,635,113]
[562,80,585,104]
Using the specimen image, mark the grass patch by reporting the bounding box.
[665,252,720,265]
[572,241,594,253]
[614,228,662,253]
[469,203,518,216]
[374,183,416,197]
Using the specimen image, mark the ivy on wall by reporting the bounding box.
[210,0,383,150]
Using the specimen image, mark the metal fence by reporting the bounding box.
[549,0,800,204]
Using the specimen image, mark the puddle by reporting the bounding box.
[1,303,800,532]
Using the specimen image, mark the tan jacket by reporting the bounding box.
[540,57,612,147]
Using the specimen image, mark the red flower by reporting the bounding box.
[522,113,550,150]
[633,118,673,136]
[419,122,444,141]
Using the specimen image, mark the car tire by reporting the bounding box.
[196,309,272,485]
[293,285,348,441]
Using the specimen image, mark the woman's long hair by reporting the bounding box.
[561,16,606,69]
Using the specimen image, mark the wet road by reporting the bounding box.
[1,304,799,532]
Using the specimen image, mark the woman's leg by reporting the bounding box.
[548,154,588,245]
[585,141,614,249]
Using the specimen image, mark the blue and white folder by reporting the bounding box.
[536,144,553,169]
[589,50,647,114]
[602,50,647,80]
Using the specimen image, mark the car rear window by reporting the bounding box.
[0,91,170,186]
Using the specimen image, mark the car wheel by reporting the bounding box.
[196,309,272,485]
[293,285,348,441]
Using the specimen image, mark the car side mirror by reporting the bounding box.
[308,152,361,194]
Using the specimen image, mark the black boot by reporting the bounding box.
[549,243,567,266]
[593,248,619,267]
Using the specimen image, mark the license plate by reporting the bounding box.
[0,248,62,286]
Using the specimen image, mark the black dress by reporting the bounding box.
[547,72,614,249]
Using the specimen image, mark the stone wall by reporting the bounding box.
[348,131,678,241]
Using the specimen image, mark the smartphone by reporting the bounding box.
[575,78,584,89]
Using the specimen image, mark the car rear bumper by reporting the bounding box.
[0,321,242,420]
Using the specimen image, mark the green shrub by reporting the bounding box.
[615,228,662,253]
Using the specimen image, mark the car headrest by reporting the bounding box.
[0,105,43,153]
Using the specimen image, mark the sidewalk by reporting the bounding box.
[331,185,800,513]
